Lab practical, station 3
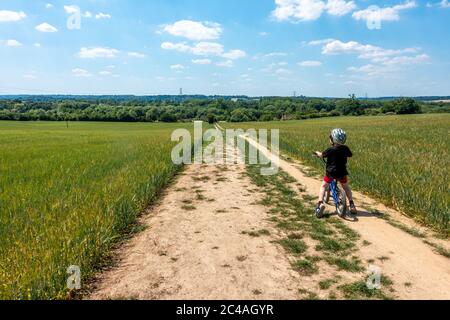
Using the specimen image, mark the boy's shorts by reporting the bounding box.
[324,176,348,184]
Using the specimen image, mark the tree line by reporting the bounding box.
[0,96,442,123]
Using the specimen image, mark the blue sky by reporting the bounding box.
[0,0,449,97]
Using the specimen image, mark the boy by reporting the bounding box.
[314,128,357,217]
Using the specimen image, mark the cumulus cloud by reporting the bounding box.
[170,64,185,70]
[35,22,58,33]
[308,38,335,46]
[352,1,417,23]
[64,5,92,18]
[95,13,111,19]
[161,42,191,52]
[275,68,293,75]
[440,0,450,7]
[23,74,38,79]
[216,60,234,68]
[326,0,356,16]
[45,4,54,9]
[128,52,146,58]
[265,52,288,57]
[192,58,212,64]
[163,20,222,41]
[321,39,420,63]
[272,0,356,22]
[298,60,322,67]
[222,49,247,60]
[78,47,119,58]
[72,68,93,77]
[64,5,79,14]
[0,10,26,22]
[192,42,225,56]
[273,0,326,21]
[4,39,22,47]
[319,39,430,78]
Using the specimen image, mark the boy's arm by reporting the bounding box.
[315,148,332,158]
[314,151,323,158]
[347,147,353,158]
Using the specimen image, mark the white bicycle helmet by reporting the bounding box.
[331,128,347,145]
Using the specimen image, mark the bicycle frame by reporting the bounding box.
[329,179,340,208]
[318,155,347,217]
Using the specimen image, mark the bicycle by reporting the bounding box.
[313,154,348,219]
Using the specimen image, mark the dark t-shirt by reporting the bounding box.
[322,145,353,179]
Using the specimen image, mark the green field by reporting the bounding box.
[225,114,450,233]
[0,121,187,299]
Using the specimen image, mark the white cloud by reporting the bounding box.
[45,4,53,9]
[440,0,450,7]
[352,1,417,23]
[161,42,191,52]
[162,41,246,62]
[259,31,269,36]
[298,60,322,67]
[99,70,112,76]
[272,0,355,22]
[4,39,22,47]
[64,5,79,14]
[275,68,293,75]
[23,74,38,80]
[0,10,26,22]
[170,64,185,70]
[216,60,234,68]
[163,20,222,41]
[162,41,225,56]
[381,54,430,66]
[34,43,41,48]
[72,68,93,77]
[35,22,58,33]
[321,40,418,61]
[265,52,288,57]
[192,42,224,56]
[326,0,356,16]
[64,6,92,18]
[192,58,212,64]
[221,49,246,60]
[78,47,119,58]
[273,0,326,21]
[128,52,146,58]
[308,38,335,46]
[95,13,111,19]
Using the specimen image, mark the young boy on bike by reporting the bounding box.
[314,128,357,217]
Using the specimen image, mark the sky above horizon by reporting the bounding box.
[0,0,449,97]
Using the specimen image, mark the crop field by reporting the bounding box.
[224,114,450,233]
[0,121,189,299]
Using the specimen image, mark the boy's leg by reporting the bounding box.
[316,180,329,217]
[341,183,353,202]
[319,181,330,203]
[341,182,357,214]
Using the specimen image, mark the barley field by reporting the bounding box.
[225,114,450,233]
[0,121,187,299]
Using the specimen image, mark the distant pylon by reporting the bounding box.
[179,88,183,95]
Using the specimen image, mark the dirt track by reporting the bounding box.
[90,129,450,300]
[244,134,450,300]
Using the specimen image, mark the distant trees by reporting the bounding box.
[382,98,422,115]
[0,96,433,123]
